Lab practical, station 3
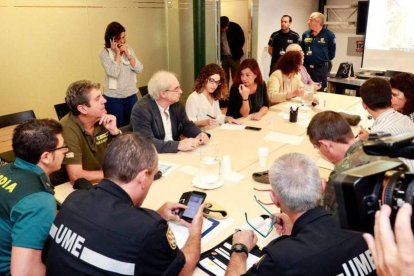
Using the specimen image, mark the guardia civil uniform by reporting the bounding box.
[0,158,56,274]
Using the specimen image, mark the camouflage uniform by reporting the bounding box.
[324,140,381,216]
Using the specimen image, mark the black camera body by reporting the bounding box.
[332,132,414,233]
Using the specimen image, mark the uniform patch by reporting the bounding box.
[166,227,177,250]
[65,152,75,159]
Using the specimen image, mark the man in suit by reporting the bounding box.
[220,16,245,86]
[131,71,209,153]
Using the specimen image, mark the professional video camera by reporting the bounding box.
[332,132,414,233]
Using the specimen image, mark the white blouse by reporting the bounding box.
[185,91,225,125]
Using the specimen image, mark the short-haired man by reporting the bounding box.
[307,111,383,213]
[268,15,300,75]
[59,80,122,184]
[45,133,203,275]
[0,119,66,275]
[225,153,375,276]
[301,12,336,91]
[131,71,209,153]
[359,77,414,170]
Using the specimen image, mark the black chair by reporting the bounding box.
[54,103,70,120]
[0,110,36,129]
[139,86,148,97]
[0,110,36,162]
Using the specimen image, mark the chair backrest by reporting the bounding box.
[54,103,70,120]
[0,110,36,129]
[139,86,149,97]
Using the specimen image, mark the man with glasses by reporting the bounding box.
[226,153,375,276]
[54,80,122,184]
[301,12,336,91]
[131,71,209,153]
[0,119,66,275]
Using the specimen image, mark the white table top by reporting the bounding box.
[53,92,365,274]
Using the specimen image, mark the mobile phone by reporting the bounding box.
[178,191,207,222]
[245,126,262,131]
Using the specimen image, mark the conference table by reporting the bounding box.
[52,92,364,275]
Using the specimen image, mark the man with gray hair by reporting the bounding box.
[45,133,204,275]
[131,71,209,153]
[301,12,336,91]
[225,153,375,276]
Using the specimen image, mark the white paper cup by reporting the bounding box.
[258,147,269,168]
[221,155,232,175]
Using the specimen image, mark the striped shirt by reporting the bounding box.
[371,108,414,171]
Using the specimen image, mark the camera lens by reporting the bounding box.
[381,170,414,226]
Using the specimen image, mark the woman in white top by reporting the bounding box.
[99,21,143,127]
[186,64,237,128]
[267,51,304,104]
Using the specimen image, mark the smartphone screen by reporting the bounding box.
[181,193,206,222]
[245,126,262,131]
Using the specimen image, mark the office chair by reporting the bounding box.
[54,103,70,120]
[139,86,149,97]
[0,110,36,129]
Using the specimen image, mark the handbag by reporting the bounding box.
[336,62,354,78]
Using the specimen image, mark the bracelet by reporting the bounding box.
[242,98,249,101]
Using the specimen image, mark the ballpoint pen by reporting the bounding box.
[207,114,216,119]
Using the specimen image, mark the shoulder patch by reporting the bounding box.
[166,226,177,250]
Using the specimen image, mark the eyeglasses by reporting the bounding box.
[244,195,276,238]
[165,86,182,93]
[49,145,69,153]
[207,77,222,86]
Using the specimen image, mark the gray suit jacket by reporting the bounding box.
[131,95,202,153]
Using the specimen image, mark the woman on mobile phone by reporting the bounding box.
[185,64,238,128]
[99,21,143,127]
[226,59,269,120]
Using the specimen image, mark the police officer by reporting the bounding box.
[225,153,376,276]
[267,15,300,75]
[301,12,336,91]
[0,119,66,275]
[45,133,204,275]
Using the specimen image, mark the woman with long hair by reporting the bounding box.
[99,21,143,127]
[390,72,414,122]
[226,59,269,120]
[186,64,237,128]
[267,51,304,104]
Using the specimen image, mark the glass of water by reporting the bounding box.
[301,84,314,106]
[199,145,221,185]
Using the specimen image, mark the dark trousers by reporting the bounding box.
[104,94,138,127]
[306,63,329,91]
[221,55,240,86]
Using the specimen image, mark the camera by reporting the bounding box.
[331,132,414,233]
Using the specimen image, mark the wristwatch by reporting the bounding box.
[231,243,248,257]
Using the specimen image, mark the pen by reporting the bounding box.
[207,114,216,119]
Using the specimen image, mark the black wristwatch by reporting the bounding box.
[231,243,248,257]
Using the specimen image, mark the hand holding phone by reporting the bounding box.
[178,191,207,222]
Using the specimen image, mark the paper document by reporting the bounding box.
[169,217,233,248]
[264,132,304,145]
[219,123,246,131]
[158,161,178,176]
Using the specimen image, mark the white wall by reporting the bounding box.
[257,0,318,79]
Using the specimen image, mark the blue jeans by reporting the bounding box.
[104,94,138,127]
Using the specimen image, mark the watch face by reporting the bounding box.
[234,244,243,251]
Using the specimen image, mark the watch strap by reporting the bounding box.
[231,243,248,257]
